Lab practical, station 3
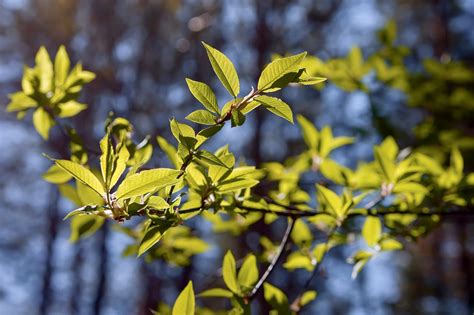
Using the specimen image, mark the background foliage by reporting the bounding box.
[0,1,473,314]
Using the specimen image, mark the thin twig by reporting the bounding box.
[244,217,295,301]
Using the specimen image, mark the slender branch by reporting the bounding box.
[244,217,295,301]
[178,202,474,219]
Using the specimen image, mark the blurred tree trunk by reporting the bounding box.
[40,187,60,315]
[93,221,109,315]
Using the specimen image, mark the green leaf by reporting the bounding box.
[297,115,319,150]
[6,92,37,112]
[69,214,104,243]
[380,238,403,251]
[172,281,195,315]
[223,250,240,294]
[197,150,230,168]
[255,95,293,123]
[115,168,182,200]
[237,255,258,290]
[283,254,313,271]
[374,147,396,183]
[392,182,428,194]
[58,184,82,205]
[316,184,342,217]
[258,52,306,91]
[35,46,54,93]
[199,288,233,298]
[77,182,104,205]
[296,75,327,86]
[318,126,333,158]
[185,109,216,125]
[230,109,246,127]
[291,219,313,247]
[202,42,240,97]
[312,243,327,263]
[451,147,463,176]
[99,134,113,186]
[138,221,173,256]
[218,178,259,193]
[54,45,70,87]
[362,216,382,247]
[263,282,289,314]
[379,136,399,160]
[185,78,219,113]
[33,107,55,140]
[58,101,87,118]
[110,145,130,189]
[147,196,170,209]
[54,159,105,196]
[170,119,196,149]
[42,164,72,184]
[299,290,317,307]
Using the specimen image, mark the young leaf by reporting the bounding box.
[237,255,258,290]
[230,109,245,127]
[199,288,233,298]
[33,107,55,140]
[54,45,70,87]
[57,101,87,118]
[297,115,319,150]
[185,78,219,113]
[255,95,293,123]
[223,250,240,294]
[42,164,73,184]
[138,221,173,256]
[218,178,259,193]
[451,147,463,176]
[115,168,182,200]
[202,42,240,97]
[196,150,230,168]
[299,290,317,307]
[54,159,105,196]
[263,282,290,314]
[69,215,104,243]
[362,216,382,247]
[316,184,342,217]
[374,147,396,183]
[172,281,195,315]
[147,196,170,209]
[258,52,306,91]
[110,145,130,189]
[185,109,216,125]
[35,46,54,93]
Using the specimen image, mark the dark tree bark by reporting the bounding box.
[40,187,60,315]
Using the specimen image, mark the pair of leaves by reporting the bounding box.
[200,251,258,298]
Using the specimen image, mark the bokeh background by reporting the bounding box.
[0,0,473,314]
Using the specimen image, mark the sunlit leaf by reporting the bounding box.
[172,281,195,315]
[54,159,105,196]
[33,107,55,140]
[258,52,306,91]
[362,216,382,247]
[202,42,240,97]
[237,254,258,290]
[255,95,293,123]
[115,168,181,200]
[185,78,219,113]
[223,250,240,294]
